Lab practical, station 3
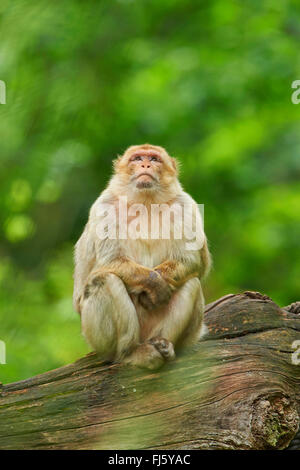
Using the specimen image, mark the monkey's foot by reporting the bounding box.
[123,343,165,370]
[148,336,176,361]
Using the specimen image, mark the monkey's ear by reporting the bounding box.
[171,157,180,174]
[113,155,122,172]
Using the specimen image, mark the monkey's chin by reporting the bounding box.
[136,180,154,190]
[135,175,156,190]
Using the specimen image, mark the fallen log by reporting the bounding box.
[0,291,299,450]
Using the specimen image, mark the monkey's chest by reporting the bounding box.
[119,238,171,268]
[116,208,184,268]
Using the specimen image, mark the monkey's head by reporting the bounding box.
[112,144,180,202]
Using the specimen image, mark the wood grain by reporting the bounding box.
[0,291,299,450]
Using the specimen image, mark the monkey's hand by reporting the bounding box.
[102,258,174,310]
[154,261,200,290]
[136,271,173,311]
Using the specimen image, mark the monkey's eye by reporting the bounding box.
[150,156,158,162]
[133,156,142,161]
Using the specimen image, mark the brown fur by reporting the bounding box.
[73,145,211,370]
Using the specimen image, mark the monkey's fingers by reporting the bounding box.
[161,272,199,289]
[148,336,176,361]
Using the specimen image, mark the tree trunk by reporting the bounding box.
[0,291,299,450]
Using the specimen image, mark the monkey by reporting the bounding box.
[73,144,211,370]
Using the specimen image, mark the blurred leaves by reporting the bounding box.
[0,0,300,383]
[4,214,35,243]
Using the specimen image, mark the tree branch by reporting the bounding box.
[0,292,299,450]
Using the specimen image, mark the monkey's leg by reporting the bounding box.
[147,277,206,349]
[124,278,205,370]
[80,273,140,361]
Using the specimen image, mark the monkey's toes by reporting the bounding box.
[149,336,175,361]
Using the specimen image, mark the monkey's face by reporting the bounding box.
[129,150,163,189]
[115,145,178,193]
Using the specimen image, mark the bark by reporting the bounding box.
[0,291,299,450]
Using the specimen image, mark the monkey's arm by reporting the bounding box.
[98,257,154,290]
[154,239,212,288]
[73,223,96,313]
[90,257,172,309]
[93,257,172,295]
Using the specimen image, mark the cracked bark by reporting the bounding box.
[0,291,299,450]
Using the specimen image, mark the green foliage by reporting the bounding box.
[0,0,299,383]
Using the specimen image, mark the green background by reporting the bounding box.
[0,0,299,384]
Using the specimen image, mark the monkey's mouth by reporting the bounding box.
[134,174,158,189]
[135,173,157,181]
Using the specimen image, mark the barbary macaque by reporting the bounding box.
[73,144,211,370]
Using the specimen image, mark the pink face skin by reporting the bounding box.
[128,150,163,189]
